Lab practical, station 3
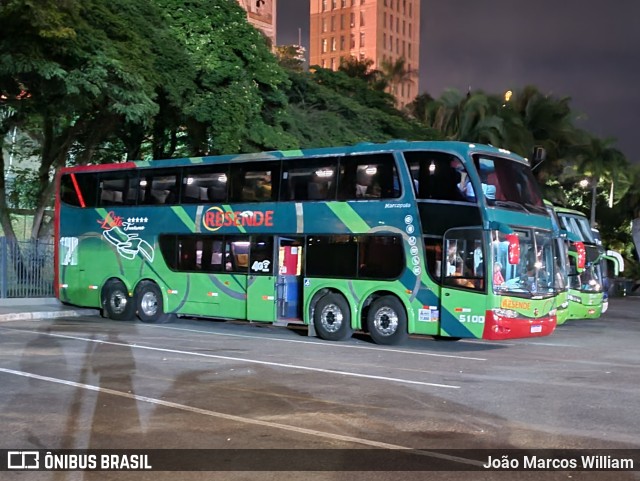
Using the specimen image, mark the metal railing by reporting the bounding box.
[0,237,54,298]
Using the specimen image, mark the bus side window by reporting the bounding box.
[139,171,179,205]
[338,153,399,200]
[442,230,485,291]
[183,166,229,204]
[230,161,280,203]
[405,152,468,202]
[98,171,138,206]
[60,173,98,207]
[226,237,250,273]
[281,158,338,202]
[250,236,274,274]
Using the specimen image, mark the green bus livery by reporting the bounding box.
[551,206,622,320]
[55,141,560,344]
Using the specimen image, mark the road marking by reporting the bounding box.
[145,324,488,361]
[0,367,479,467]
[0,327,460,390]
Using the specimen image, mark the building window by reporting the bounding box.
[383,12,386,27]
[341,0,347,7]
[409,2,412,17]
[331,37,337,51]
[383,33,386,49]
[322,0,327,11]
[322,38,328,53]
[322,18,327,33]
[389,34,393,50]
[340,35,345,50]
[360,32,365,48]
[350,12,355,27]
[350,33,355,48]
[331,15,335,31]
[332,0,337,9]
[408,43,412,58]
[396,17,399,33]
[341,14,345,29]
[409,23,412,37]
[360,11,365,27]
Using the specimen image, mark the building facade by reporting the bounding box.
[237,0,277,46]
[309,0,420,107]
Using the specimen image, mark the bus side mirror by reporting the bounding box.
[507,233,520,265]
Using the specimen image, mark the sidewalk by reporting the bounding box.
[0,298,99,322]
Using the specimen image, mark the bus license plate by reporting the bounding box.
[531,325,542,333]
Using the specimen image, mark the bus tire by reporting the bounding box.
[135,281,171,324]
[366,296,408,345]
[102,280,135,321]
[313,293,353,342]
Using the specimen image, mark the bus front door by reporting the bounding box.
[439,229,488,339]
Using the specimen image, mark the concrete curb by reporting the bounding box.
[0,308,100,322]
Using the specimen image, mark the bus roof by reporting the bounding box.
[60,140,530,174]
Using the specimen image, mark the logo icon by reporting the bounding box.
[8,451,39,469]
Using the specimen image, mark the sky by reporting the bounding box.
[276,0,640,163]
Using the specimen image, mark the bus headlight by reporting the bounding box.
[568,294,582,304]
[492,308,519,318]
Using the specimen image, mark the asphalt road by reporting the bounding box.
[1,298,639,481]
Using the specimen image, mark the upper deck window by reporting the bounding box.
[337,153,400,200]
[404,151,469,202]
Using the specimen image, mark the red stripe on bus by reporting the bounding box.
[70,173,86,208]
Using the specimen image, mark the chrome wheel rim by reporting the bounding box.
[141,291,159,317]
[110,290,128,315]
[373,307,398,336]
[320,303,344,333]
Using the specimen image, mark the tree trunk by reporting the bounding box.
[0,136,18,241]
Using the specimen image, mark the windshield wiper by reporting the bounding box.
[492,200,530,213]
[524,203,549,215]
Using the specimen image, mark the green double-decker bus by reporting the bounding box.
[551,205,624,320]
[55,141,561,344]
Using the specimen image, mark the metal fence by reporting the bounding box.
[0,237,55,298]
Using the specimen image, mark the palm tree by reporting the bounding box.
[379,57,417,104]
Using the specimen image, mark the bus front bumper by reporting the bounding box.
[482,310,557,340]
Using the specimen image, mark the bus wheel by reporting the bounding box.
[135,281,171,324]
[366,296,408,345]
[313,293,353,341]
[103,280,135,321]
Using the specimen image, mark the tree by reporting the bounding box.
[0,0,167,238]
[379,57,416,104]
[283,68,437,148]
[151,0,297,157]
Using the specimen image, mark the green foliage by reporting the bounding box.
[283,69,438,148]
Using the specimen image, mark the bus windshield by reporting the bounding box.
[474,155,546,213]
[558,214,596,244]
[491,228,556,297]
[569,263,603,293]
